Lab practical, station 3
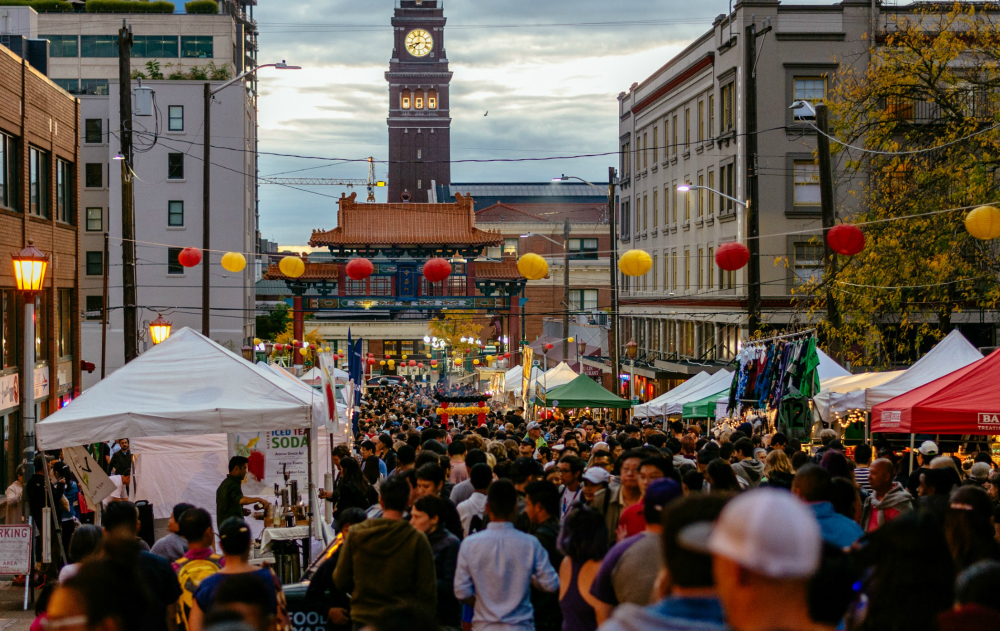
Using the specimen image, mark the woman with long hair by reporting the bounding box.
[557,506,609,631]
[761,449,795,490]
[706,458,742,493]
[945,486,1000,571]
[322,457,377,522]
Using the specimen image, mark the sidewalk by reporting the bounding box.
[0,580,38,631]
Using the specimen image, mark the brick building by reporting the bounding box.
[0,44,81,490]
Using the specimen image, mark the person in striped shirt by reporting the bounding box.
[853,444,873,493]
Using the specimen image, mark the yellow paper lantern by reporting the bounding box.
[618,249,653,277]
[279,256,305,278]
[253,338,261,346]
[567,337,575,343]
[402,354,407,360]
[299,347,308,356]
[380,360,386,366]
[426,353,432,359]
[221,251,247,273]
[473,359,480,365]
[486,355,494,362]
[517,253,549,280]
[965,205,1000,240]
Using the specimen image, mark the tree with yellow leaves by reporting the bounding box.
[427,310,485,351]
[815,3,1000,367]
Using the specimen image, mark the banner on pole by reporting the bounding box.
[228,430,311,496]
[64,446,116,506]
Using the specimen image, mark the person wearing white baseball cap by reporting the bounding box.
[679,489,822,631]
[906,440,940,496]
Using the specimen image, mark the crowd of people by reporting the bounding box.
[14,379,1000,631]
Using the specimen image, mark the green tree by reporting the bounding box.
[255,303,289,340]
[817,3,1000,367]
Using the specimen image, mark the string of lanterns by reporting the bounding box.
[434,406,486,415]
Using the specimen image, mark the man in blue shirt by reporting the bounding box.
[792,464,863,549]
[454,479,559,631]
[598,493,728,631]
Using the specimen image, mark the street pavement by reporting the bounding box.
[0,580,39,630]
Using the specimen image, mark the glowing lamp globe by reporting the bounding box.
[178,247,202,268]
[517,253,549,280]
[715,242,750,271]
[148,314,172,345]
[965,205,1000,240]
[827,224,866,256]
[423,258,453,283]
[345,257,374,281]
[12,241,49,294]
[278,255,305,278]
[221,251,246,273]
[618,249,652,277]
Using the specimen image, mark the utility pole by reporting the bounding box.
[607,167,620,398]
[562,218,571,364]
[743,17,770,336]
[202,82,212,336]
[816,103,842,360]
[118,20,138,363]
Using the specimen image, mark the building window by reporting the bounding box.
[698,100,704,141]
[80,35,118,57]
[720,163,735,213]
[34,294,47,360]
[56,159,73,224]
[168,106,184,131]
[29,147,49,218]
[0,132,16,210]
[180,35,213,58]
[417,179,422,190]
[707,171,715,215]
[57,289,72,358]
[642,195,648,230]
[167,153,184,179]
[697,174,704,218]
[569,289,598,312]
[132,35,178,57]
[53,78,79,94]
[794,77,826,102]
[642,132,648,168]
[86,207,103,231]
[428,89,438,109]
[416,149,422,160]
[503,238,519,256]
[793,161,821,205]
[415,96,424,109]
[167,247,183,274]
[793,243,824,285]
[85,295,103,321]
[708,94,715,138]
[85,119,103,143]
[401,89,411,109]
[620,141,630,178]
[42,35,78,57]
[652,254,658,290]
[168,200,184,226]
[697,247,704,289]
[684,249,691,290]
[671,114,678,154]
[707,246,714,289]
[85,251,103,276]
[671,183,678,223]
[721,83,735,131]
[80,79,109,96]
[684,187,690,221]
[684,108,690,147]
[671,251,677,290]
[619,199,630,238]
[652,126,658,162]
[85,163,102,188]
[568,238,598,260]
[652,190,658,228]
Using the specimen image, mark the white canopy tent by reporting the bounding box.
[260,362,349,427]
[504,365,523,392]
[813,371,904,424]
[35,329,335,543]
[300,365,349,384]
[632,371,712,419]
[864,329,983,410]
[539,362,579,392]
[654,370,734,417]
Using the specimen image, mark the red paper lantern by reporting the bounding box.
[465,348,472,355]
[504,352,510,359]
[417,363,424,368]
[177,247,202,267]
[292,341,302,348]
[827,224,866,256]
[385,354,391,360]
[715,242,750,271]
[367,358,375,365]
[408,360,416,367]
[274,344,283,352]
[431,360,438,366]
[422,257,452,283]
[345,257,374,281]
[367,353,374,358]
[544,343,554,352]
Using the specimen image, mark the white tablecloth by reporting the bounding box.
[260,526,310,552]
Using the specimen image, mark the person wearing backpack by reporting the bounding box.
[457,463,492,537]
[172,508,224,631]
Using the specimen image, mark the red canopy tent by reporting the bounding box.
[871,348,1000,434]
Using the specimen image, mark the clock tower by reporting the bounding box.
[386,0,452,203]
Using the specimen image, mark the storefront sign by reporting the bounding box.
[879,410,901,428]
[34,367,49,400]
[977,413,1000,431]
[0,374,18,411]
[0,525,32,574]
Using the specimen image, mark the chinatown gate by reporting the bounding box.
[264,192,528,370]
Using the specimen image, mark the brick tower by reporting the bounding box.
[386,0,452,203]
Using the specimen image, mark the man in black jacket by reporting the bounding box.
[525,480,564,631]
[414,463,463,539]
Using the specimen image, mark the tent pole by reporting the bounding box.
[306,426,315,568]
[909,433,915,472]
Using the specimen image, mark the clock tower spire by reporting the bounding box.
[386,0,452,203]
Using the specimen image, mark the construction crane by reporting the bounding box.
[259,157,385,202]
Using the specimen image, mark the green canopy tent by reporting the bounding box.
[682,390,727,420]
[545,375,633,409]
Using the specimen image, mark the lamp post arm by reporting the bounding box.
[210,63,276,96]
[559,175,609,195]
[685,185,748,208]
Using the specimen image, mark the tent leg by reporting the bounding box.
[306,426,315,567]
[908,433,915,473]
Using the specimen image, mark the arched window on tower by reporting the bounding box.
[400,89,411,110]
[428,89,438,109]
[415,90,424,109]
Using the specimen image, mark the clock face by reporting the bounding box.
[405,29,433,57]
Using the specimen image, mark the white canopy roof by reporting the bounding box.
[539,362,579,392]
[817,348,852,381]
[812,371,904,423]
[300,365,349,382]
[37,328,321,449]
[655,370,734,416]
[259,362,347,427]
[504,365,523,392]
[633,371,712,419]
[864,329,983,410]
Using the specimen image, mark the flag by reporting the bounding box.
[347,328,364,438]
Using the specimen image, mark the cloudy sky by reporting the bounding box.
[253,0,829,245]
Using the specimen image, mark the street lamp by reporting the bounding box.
[625,339,638,403]
[577,337,587,368]
[148,314,172,345]
[203,61,300,336]
[12,240,49,494]
[241,345,254,361]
